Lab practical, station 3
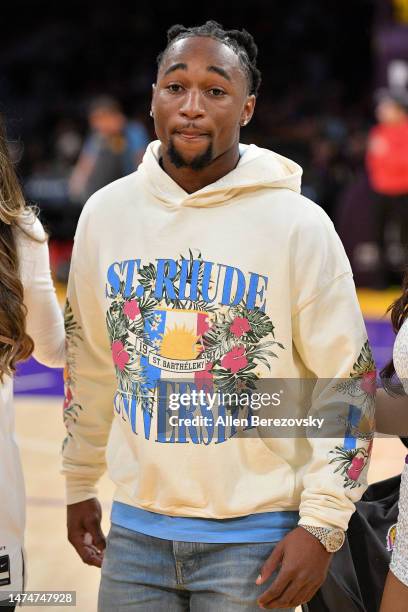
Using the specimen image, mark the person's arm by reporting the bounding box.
[293,272,374,529]
[61,202,117,566]
[68,136,97,201]
[18,219,65,367]
[133,148,145,167]
[126,122,149,170]
[257,208,375,609]
[376,387,408,436]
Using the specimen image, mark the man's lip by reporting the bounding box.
[175,129,209,138]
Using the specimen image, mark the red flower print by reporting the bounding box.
[221,346,248,374]
[196,361,213,392]
[111,340,130,371]
[63,386,73,410]
[361,371,376,395]
[199,316,211,337]
[123,299,140,320]
[230,317,251,338]
[347,456,365,481]
[197,360,213,378]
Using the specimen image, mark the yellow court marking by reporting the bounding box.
[357,288,401,320]
[55,281,67,305]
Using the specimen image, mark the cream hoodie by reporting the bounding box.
[62,141,375,530]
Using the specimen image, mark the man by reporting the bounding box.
[62,21,374,611]
[69,95,149,204]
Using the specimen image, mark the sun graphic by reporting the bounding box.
[160,325,201,360]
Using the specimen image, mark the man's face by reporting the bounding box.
[376,99,406,125]
[152,36,255,170]
[89,109,125,137]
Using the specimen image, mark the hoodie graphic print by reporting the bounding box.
[105,251,284,445]
[62,141,375,528]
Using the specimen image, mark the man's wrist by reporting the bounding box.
[300,525,345,553]
[65,483,98,506]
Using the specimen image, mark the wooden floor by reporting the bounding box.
[15,396,407,612]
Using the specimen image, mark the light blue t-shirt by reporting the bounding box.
[111,501,299,543]
[84,121,149,174]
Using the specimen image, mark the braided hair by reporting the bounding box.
[157,20,262,97]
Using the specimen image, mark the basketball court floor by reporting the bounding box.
[13,288,408,611]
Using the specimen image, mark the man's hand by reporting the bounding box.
[256,526,333,609]
[67,498,106,567]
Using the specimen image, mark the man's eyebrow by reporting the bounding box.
[207,65,231,81]
[164,63,187,76]
[163,62,232,82]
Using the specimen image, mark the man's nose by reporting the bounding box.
[179,90,205,119]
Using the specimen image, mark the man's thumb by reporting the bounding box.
[84,521,106,552]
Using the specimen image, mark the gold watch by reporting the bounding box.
[301,525,345,553]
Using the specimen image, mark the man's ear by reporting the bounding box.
[150,84,156,117]
[240,94,256,127]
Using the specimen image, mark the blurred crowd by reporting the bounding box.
[2,0,408,286]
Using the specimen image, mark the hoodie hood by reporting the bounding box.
[138,140,302,209]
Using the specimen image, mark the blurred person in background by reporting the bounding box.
[53,121,83,176]
[366,89,408,287]
[69,96,149,204]
[0,116,65,609]
[23,121,83,284]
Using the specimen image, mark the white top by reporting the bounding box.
[393,318,408,392]
[391,317,408,586]
[0,216,65,595]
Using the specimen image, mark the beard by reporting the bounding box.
[167,137,213,170]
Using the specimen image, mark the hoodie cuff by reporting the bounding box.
[298,515,348,530]
[65,476,99,506]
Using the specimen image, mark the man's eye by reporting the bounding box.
[167,84,183,93]
[209,88,225,96]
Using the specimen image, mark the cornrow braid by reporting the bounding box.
[156,20,262,97]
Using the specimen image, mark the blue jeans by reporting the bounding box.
[98,523,295,611]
